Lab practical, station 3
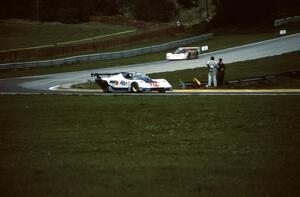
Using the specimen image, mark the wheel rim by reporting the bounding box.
[131,83,139,92]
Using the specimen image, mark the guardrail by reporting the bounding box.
[0,33,213,70]
[274,16,300,27]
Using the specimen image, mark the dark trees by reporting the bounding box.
[1,0,299,24]
[130,0,177,22]
[212,0,300,26]
[177,0,198,8]
[0,0,178,23]
[0,0,124,23]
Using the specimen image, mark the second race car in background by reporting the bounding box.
[166,47,200,60]
[91,72,173,93]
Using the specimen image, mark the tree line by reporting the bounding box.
[0,0,299,25]
[212,0,300,26]
[0,0,178,23]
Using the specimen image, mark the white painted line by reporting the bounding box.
[49,84,102,93]
[49,85,60,91]
[56,29,137,45]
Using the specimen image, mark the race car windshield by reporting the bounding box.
[175,49,186,54]
[133,73,152,82]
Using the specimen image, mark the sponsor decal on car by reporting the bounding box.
[150,82,159,87]
[120,80,127,86]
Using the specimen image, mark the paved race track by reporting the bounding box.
[0,33,300,94]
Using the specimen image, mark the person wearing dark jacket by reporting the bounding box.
[217,58,225,86]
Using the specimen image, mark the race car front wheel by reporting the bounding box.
[131,82,140,93]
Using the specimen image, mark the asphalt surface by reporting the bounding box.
[1,33,300,94]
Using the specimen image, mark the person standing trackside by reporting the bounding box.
[206,56,218,87]
[217,58,226,86]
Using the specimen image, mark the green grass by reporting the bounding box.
[0,21,136,51]
[0,95,299,197]
[72,80,100,89]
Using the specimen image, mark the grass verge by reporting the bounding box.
[0,95,299,197]
[0,21,137,51]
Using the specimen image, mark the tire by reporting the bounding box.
[158,89,166,93]
[99,80,110,92]
[188,52,196,60]
[131,82,140,93]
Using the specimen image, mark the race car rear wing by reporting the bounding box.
[178,47,200,53]
[91,72,121,78]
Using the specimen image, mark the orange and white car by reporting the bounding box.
[166,47,200,60]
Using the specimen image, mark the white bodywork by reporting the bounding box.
[92,72,172,93]
[166,47,200,60]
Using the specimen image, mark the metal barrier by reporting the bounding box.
[0,33,213,70]
[274,16,300,27]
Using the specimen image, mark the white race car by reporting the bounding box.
[91,72,173,93]
[166,47,200,60]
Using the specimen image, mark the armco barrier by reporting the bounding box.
[274,16,300,27]
[0,33,213,70]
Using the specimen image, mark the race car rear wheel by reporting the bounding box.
[99,80,110,92]
[187,52,191,60]
[131,82,140,93]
